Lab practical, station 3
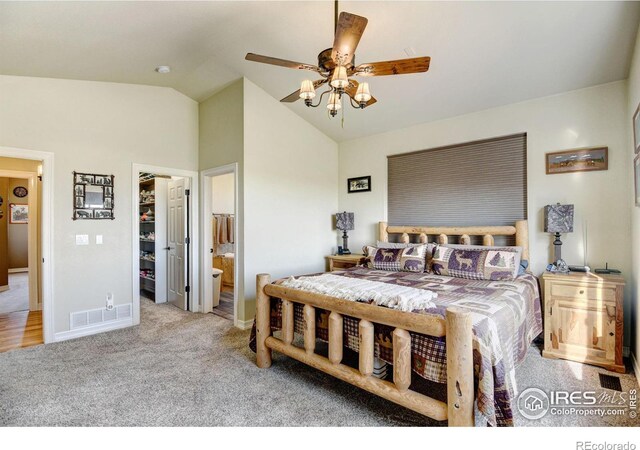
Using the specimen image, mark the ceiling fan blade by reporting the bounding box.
[245,53,323,73]
[280,79,328,103]
[345,79,377,108]
[354,57,431,76]
[331,12,368,66]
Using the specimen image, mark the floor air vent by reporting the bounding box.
[598,373,622,392]
[70,303,133,330]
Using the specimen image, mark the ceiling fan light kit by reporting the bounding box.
[245,1,431,122]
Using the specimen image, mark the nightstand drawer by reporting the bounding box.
[550,283,615,302]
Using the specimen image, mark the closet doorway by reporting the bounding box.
[132,164,200,326]
[201,164,238,325]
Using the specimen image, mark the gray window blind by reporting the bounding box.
[388,133,527,245]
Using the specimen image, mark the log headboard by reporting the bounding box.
[378,220,530,262]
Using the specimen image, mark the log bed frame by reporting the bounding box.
[255,220,530,427]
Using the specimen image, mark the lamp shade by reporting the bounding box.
[354,82,371,103]
[544,203,574,233]
[299,80,316,100]
[330,66,349,89]
[335,211,354,231]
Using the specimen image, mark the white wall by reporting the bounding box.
[0,75,198,333]
[211,173,235,215]
[243,78,339,319]
[627,25,640,376]
[339,81,632,346]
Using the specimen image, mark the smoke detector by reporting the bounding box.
[155,65,171,74]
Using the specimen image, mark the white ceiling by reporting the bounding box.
[1,1,639,141]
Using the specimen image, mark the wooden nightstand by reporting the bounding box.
[541,271,625,373]
[325,254,365,272]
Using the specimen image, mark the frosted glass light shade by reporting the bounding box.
[299,80,316,100]
[354,82,371,103]
[327,92,342,111]
[330,66,349,89]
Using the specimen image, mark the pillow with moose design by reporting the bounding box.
[430,245,522,281]
[365,244,428,272]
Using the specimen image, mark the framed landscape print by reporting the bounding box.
[72,171,115,220]
[634,104,640,154]
[10,203,28,224]
[545,147,608,175]
[347,175,371,193]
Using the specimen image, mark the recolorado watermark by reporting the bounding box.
[516,386,637,420]
[576,443,636,450]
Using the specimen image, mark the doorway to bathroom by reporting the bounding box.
[201,164,239,325]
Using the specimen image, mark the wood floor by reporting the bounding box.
[0,310,43,353]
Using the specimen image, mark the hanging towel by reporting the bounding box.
[227,215,234,244]
[216,215,228,244]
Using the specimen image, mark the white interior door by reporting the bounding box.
[167,178,187,310]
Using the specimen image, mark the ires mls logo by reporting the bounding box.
[517,387,635,420]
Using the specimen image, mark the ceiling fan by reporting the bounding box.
[245,1,431,117]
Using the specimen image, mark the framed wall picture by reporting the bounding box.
[635,154,640,206]
[10,203,28,224]
[347,175,371,193]
[634,104,640,154]
[72,171,115,220]
[545,147,608,175]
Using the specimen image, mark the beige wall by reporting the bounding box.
[0,75,199,333]
[627,25,640,376]
[211,173,235,215]
[7,177,29,268]
[339,81,633,347]
[242,79,339,320]
[199,79,245,319]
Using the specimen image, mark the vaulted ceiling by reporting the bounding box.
[1,1,639,141]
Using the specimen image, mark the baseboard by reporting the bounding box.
[235,318,254,330]
[631,352,640,388]
[54,317,133,343]
[0,285,8,293]
[8,268,28,273]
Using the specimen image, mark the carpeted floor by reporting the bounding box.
[0,272,29,314]
[0,298,637,426]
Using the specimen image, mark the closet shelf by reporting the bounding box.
[139,202,155,206]
[140,238,155,242]
[140,275,156,282]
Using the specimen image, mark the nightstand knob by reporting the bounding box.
[609,332,614,337]
[579,290,585,294]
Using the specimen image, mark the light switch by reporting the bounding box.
[76,234,89,245]
[96,235,103,245]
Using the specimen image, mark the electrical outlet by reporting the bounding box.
[106,292,114,311]
[75,234,89,245]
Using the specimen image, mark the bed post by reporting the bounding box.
[378,221,389,242]
[256,273,272,368]
[515,219,529,262]
[446,307,474,426]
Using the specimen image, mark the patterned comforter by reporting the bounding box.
[249,267,543,427]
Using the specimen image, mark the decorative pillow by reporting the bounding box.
[365,244,428,272]
[431,245,522,280]
[364,242,437,272]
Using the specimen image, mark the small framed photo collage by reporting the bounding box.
[73,171,115,220]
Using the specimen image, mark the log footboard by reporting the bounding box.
[254,273,475,426]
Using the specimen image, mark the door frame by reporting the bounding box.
[131,163,200,325]
[0,169,38,311]
[0,146,54,344]
[201,164,239,326]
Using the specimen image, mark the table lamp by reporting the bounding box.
[544,203,574,273]
[335,211,354,255]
